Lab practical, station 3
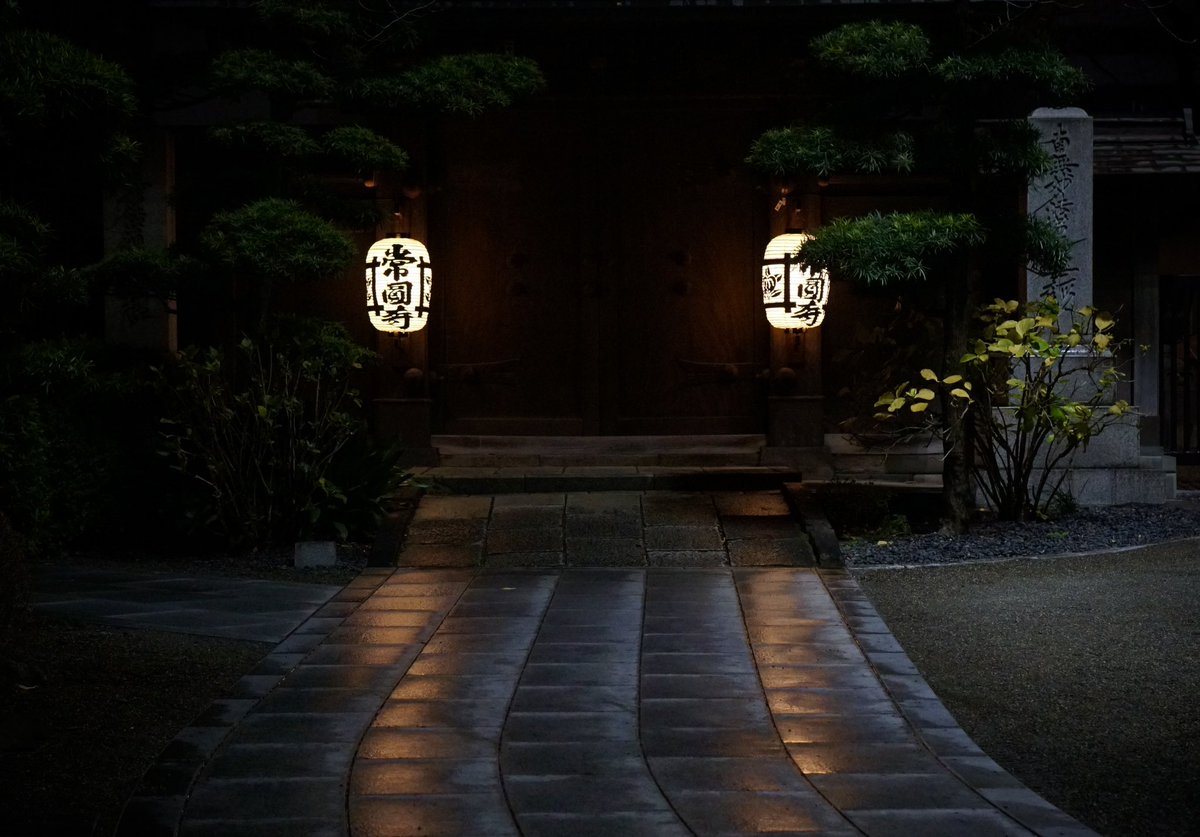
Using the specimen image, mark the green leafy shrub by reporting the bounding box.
[0,511,24,649]
[256,0,356,39]
[0,200,49,272]
[199,198,356,333]
[831,297,944,440]
[875,296,1131,520]
[0,200,90,325]
[83,245,200,302]
[316,432,412,542]
[157,318,406,548]
[0,339,157,556]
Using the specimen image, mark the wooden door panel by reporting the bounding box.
[433,112,586,434]
[603,110,768,434]
[431,106,767,436]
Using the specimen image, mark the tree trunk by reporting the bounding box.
[940,261,980,533]
[255,278,274,338]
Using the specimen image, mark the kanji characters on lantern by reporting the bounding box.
[761,232,829,331]
[366,237,432,333]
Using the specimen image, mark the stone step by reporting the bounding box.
[433,434,771,468]
[828,453,944,476]
[437,451,765,468]
[1139,453,1177,472]
[408,464,806,495]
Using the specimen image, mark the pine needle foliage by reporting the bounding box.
[797,211,985,285]
[210,48,336,100]
[747,127,914,178]
[209,122,323,158]
[354,54,546,115]
[970,120,1054,178]
[0,29,137,125]
[320,125,409,173]
[810,20,931,78]
[0,201,49,274]
[82,247,200,301]
[935,47,1089,104]
[199,199,354,287]
[1021,215,1075,279]
[255,0,357,41]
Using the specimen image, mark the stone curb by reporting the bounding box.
[818,569,1100,837]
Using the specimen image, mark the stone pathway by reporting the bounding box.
[113,492,1099,837]
[400,491,818,569]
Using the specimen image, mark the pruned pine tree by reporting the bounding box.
[198,0,546,334]
[746,17,1086,532]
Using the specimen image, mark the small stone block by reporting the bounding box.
[294,541,337,568]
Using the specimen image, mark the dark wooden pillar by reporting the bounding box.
[371,180,437,465]
[767,183,824,448]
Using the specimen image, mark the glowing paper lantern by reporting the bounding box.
[366,237,431,333]
[761,232,829,331]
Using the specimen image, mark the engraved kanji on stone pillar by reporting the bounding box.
[1026,107,1094,318]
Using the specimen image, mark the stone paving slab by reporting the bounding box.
[395,490,817,570]
[113,561,1098,836]
[106,491,1100,837]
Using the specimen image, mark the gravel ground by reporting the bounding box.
[1,612,270,837]
[854,531,1200,837]
[842,499,1200,567]
[2,547,370,837]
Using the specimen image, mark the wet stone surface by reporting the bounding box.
[107,491,1099,837]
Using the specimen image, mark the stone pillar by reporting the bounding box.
[367,173,435,463]
[1025,108,1094,317]
[1021,109,1172,503]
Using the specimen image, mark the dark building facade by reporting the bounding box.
[99,1,1197,481]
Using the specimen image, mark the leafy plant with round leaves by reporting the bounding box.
[875,296,1132,520]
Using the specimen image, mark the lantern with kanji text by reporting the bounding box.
[366,237,432,333]
[761,232,829,331]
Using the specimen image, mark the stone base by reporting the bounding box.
[293,540,337,568]
[767,396,823,448]
[824,430,1178,507]
[824,433,944,482]
[373,398,438,465]
[1038,467,1177,506]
